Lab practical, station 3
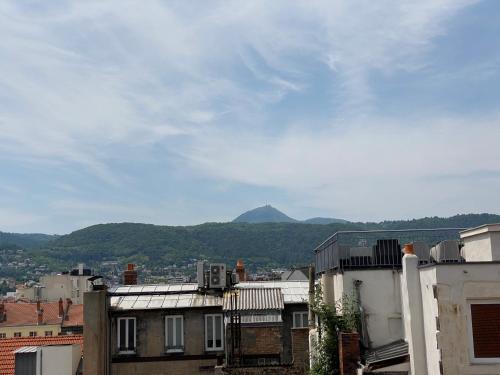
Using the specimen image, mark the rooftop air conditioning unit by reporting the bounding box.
[413,241,430,264]
[209,263,226,289]
[430,240,460,263]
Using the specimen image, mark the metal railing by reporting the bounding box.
[314,228,464,274]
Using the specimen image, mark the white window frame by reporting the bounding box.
[293,311,308,328]
[117,317,137,354]
[14,332,21,338]
[165,315,184,353]
[205,314,224,351]
[0,333,6,339]
[29,331,37,337]
[467,299,500,364]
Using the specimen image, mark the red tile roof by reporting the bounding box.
[0,335,83,375]
[0,301,83,327]
[62,304,84,327]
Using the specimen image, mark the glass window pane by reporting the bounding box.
[175,317,182,347]
[294,314,300,328]
[128,319,135,350]
[119,319,126,349]
[215,315,222,348]
[302,313,308,328]
[207,316,214,348]
[167,317,174,347]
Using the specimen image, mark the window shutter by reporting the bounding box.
[471,304,500,358]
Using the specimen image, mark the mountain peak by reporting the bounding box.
[233,205,297,223]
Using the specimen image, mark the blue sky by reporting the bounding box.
[1,0,500,234]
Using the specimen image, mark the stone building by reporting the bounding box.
[84,270,309,375]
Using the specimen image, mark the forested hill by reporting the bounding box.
[27,213,500,270]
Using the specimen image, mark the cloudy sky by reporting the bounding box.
[1,0,500,234]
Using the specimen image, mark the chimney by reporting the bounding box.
[78,263,84,276]
[36,301,43,325]
[58,298,64,317]
[65,298,72,321]
[123,264,138,285]
[235,259,246,282]
[339,332,360,375]
[0,301,5,323]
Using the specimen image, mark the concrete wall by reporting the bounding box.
[0,323,60,338]
[40,344,81,375]
[462,232,493,262]
[40,275,91,304]
[331,270,403,348]
[83,289,108,375]
[430,263,500,374]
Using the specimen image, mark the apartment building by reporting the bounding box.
[0,298,83,339]
[313,225,500,375]
[84,263,309,375]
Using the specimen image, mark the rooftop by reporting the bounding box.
[0,335,83,375]
[0,301,83,328]
[460,223,500,238]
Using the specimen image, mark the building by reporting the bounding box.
[15,264,93,304]
[0,335,83,375]
[84,264,309,375]
[0,298,83,339]
[313,225,500,374]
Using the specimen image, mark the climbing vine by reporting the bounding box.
[309,286,361,375]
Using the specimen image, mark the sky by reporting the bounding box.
[1,0,500,234]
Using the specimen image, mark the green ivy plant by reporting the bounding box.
[309,285,361,375]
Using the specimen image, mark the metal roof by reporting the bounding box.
[108,283,198,295]
[109,293,222,310]
[237,281,308,304]
[223,288,284,311]
[365,339,409,365]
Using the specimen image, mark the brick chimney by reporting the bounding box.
[58,298,64,318]
[36,301,43,325]
[339,332,360,375]
[235,259,246,282]
[123,264,138,285]
[0,301,5,323]
[65,298,72,321]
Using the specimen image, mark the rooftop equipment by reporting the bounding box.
[430,240,460,263]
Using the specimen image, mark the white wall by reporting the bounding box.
[331,269,403,348]
[420,263,500,374]
[40,274,91,304]
[39,345,81,375]
[462,232,493,262]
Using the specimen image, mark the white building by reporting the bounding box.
[314,225,500,374]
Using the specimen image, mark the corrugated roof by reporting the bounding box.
[13,346,38,354]
[237,281,308,304]
[110,293,223,310]
[223,288,284,311]
[365,339,409,365]
[0,335,83,375]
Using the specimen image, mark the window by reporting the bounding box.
[293,312,308,328]
[468,301,500,362]
[14,332,21,338]
[117,317,136,354]
[165,315,184,352]
[205,314,223,351]
[45,331,53,337]
[29,331,37,337]
[0,333,6,339]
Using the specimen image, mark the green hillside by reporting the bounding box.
[31,213,500,271]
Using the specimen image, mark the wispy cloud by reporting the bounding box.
[0,0,498,232]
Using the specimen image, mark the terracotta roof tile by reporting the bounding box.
[0,301,83,327]
[0,335,83,375]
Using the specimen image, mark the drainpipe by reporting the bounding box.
[308,265,316,328]
[401,244,428,375]
[353,280,370,348]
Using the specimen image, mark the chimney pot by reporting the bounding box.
[37,303,43,325]
[404,243,415,255]
[235,259,246,282]
[127,263,135,271]
[58,298,64,317]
